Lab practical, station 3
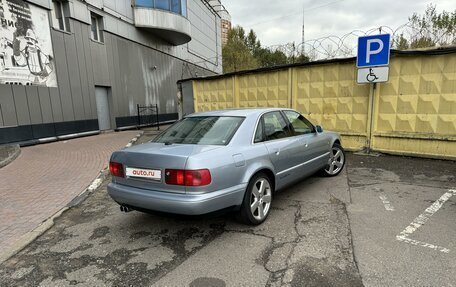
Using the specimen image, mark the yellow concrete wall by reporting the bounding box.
[191,52,456,160]
[238,70,291,108]
[193,77,235,112]
[292,63,370,151]
[373,53,456,159]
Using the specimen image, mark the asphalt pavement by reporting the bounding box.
[0,131,139,261]
[0,128,454,286]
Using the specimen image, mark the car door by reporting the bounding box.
[256,111,296,188]
[282,110,330,177]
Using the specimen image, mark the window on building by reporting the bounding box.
[90,13,104,43]
[170,0,181,14]
[51,0,70,32]
[155,0,170,10]
[135,0,153,8]
[180,0,187,17]
[135,0,187,17]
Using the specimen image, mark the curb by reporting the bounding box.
[0,207,68,264]
[0,144,21,169]
[0,131,145,265]
[124,131,144,148]
[17,131,100,147]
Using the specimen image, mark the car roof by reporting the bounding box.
[186,108,293,118]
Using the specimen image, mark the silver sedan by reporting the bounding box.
[108,108,345,225]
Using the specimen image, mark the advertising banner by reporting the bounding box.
[0,0,56,87]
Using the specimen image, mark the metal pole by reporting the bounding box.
[0,104,4,126]
[156,104,160,131]
[137,104,140,128]
[366,83,376,153]
[301,2,305,55]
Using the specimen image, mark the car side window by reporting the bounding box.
[254,120,264,143]
[283,111,315,136]
[263,112,292,141]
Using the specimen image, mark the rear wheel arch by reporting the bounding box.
[328,138,342,153]
[249,168,275,192]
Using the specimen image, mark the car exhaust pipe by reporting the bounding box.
[120,205,132,213]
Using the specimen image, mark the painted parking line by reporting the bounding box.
[396,189,456,253]
[379,194,395,211]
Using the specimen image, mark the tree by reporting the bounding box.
[295,52,310,64]
[246,29,262,58]
[222,26,257,73]
[395,5,456,50]
[395,33,409,50]
[222,25,312,72]
[256,48,288,68]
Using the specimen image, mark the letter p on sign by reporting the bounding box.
[357,34,390,68]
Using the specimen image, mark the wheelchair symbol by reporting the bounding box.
[366,68,378,82]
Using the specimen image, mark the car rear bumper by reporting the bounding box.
[107,182,247,215]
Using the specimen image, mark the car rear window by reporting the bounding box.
[153,116,244,145]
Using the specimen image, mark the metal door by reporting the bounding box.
[95,87,111,130]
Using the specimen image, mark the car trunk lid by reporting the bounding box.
[111,143,220,193]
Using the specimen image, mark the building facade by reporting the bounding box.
[208,0,230,45]
[0,0,223,145]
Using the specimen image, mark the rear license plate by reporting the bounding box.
[126,167,161,181]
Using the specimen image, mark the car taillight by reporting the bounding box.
[165,169,185,185]
[165,169,211,186]
[109,161,124,178]
[185,169,212,186]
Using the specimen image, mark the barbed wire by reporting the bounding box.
[180,18,456,76]
[267,21,455,61]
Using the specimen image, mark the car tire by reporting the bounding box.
[320,143,345,177]
[237,172,273,225]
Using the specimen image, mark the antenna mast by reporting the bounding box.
[301,2,305,54]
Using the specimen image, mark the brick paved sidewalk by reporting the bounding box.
[0,131,139,255]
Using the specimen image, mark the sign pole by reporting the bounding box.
[366,83,376,154]
[356,33,390,154]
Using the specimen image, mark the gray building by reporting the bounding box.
[0,0,223,144]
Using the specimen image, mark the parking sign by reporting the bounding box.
[357,34,391,67]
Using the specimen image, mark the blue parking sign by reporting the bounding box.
[357,34,391,67]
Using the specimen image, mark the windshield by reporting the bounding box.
[153,116,244,145]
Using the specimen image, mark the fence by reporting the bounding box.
[137,104,160,130]
[180,47,456,160]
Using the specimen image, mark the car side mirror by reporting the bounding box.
[316,125,323,133]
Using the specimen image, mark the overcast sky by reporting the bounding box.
[222,0,455,47]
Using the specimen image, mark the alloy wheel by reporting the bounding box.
[250,178,272,221]
[325,146,345,175]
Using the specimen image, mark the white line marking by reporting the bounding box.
[396,189,455,253]
[396,235,450,253]
[379,194,395,211]
[87,178,103,192]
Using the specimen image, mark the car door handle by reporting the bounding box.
[272,148,280,155]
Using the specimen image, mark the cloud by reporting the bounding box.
[222,0,456,47]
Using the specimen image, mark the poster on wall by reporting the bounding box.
[0,0,56,87]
